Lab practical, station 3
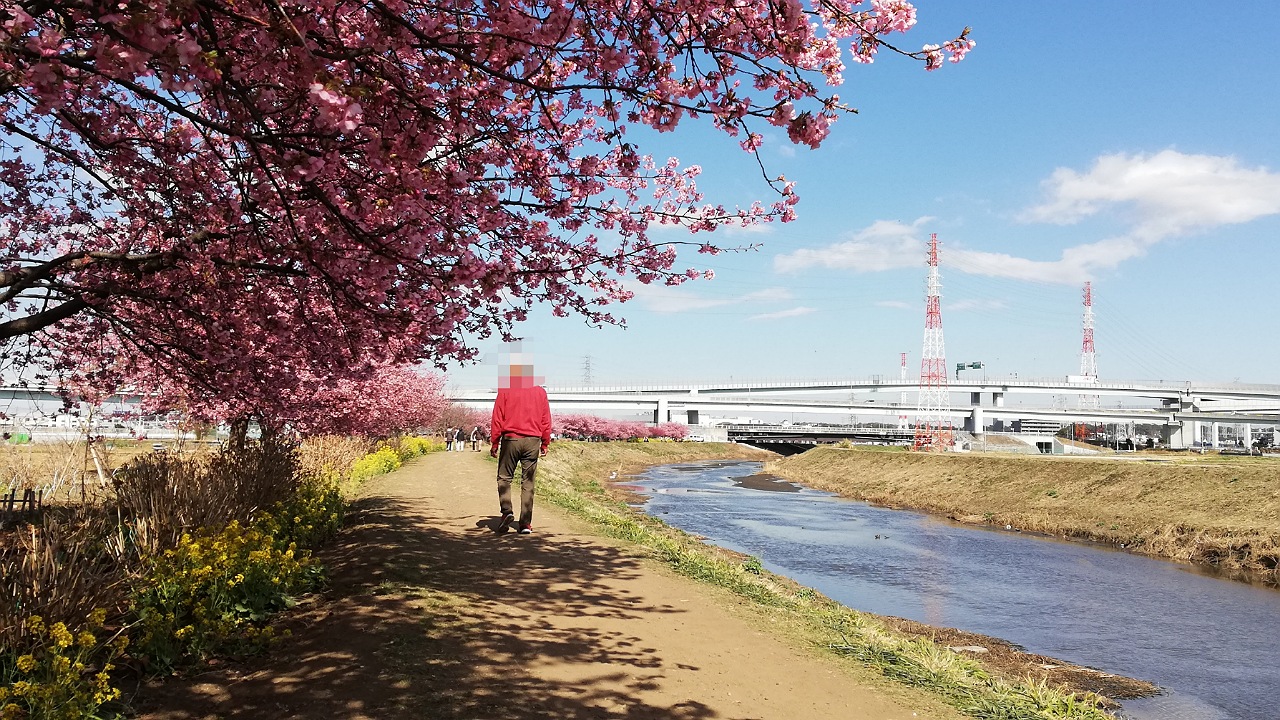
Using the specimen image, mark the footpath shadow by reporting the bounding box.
[133,491,717,720]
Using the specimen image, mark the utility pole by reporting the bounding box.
[581,355,594,387]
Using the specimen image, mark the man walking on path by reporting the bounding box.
[490,355,552,534]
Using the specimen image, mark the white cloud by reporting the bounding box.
[739,287,793,302]
[1023,150,1280,238]
[949,299,1008,312]
[749,306,816,321]
[873,300,912,309]
[776,151,1280,286]
[626,282,793,314]
[759,131,796,158]
[949,151,1280,284]
[943,237,1161,284]
[721,222,775,237]
[773,217,933,273]
[950,150,1280,283]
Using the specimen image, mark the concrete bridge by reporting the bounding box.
[721,424,915,455]
[454,375,1280,450]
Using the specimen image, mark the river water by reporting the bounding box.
[623,460,1280,720]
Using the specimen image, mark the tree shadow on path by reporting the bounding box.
[133,484,723,720]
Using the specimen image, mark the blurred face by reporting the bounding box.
[498,346,543,387]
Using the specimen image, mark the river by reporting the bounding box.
[623,460,1280,720]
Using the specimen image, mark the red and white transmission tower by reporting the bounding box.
[898,352,909,430]
[914,234,952,451]
[1079,281,1100,410]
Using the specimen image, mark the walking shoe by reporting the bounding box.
[495,511,515,533]
[518,524,533,535]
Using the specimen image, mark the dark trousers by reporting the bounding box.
[497,435,541,526]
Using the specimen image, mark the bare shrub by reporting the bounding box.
[298,435,372,483]
[112,438,300,558]
[0,509,127,649]
[2,438,306,654]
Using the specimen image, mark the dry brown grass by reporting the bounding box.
[0,508,128,648]
[1,439,191,505]
[2,438,303,649]
[297,435,373,483]
[768,447,1280,580]
[112,440,300,557]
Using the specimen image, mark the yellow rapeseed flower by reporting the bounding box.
[50,622,73,648]
[1,703,23,720]
[88,608,108,626]
[26,615,44,633]
[14,655,35,673]
[77,630,96,647]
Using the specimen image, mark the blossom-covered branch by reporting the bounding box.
[0,0,970,420]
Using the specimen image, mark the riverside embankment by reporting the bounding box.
[135,441,1153,720]
[766,447,1280,583]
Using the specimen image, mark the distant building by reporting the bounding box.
[1015,418,1062,435]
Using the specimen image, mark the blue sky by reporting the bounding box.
[445,1,1280,392]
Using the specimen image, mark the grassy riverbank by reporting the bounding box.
[767,447,1280,582]
[536,441,1148,720]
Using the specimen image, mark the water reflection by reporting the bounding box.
[626,461,1280,720]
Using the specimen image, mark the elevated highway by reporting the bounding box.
[542,376,1280,406]
[455,376,1280,450]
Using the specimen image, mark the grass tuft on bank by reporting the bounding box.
[536,441,1121,720]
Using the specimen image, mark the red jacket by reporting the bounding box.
[490,381,552,451]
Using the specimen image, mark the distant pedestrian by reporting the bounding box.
[470,425,482,452]
[445,426,455,451]
[453,426,464,451]
[490,356,552,534]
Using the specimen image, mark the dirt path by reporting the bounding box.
[133,450,952,720]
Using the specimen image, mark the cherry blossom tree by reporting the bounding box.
[434,403,488,438]
[0,0,971,421]
[132,362,449,438]
[554,413,687,441]
[266,363,449,437]
[650,422,690,440]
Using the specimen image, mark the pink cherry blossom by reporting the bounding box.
[554,414,689,441]
[0,1,970,428]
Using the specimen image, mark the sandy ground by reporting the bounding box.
[131,449,953,720]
